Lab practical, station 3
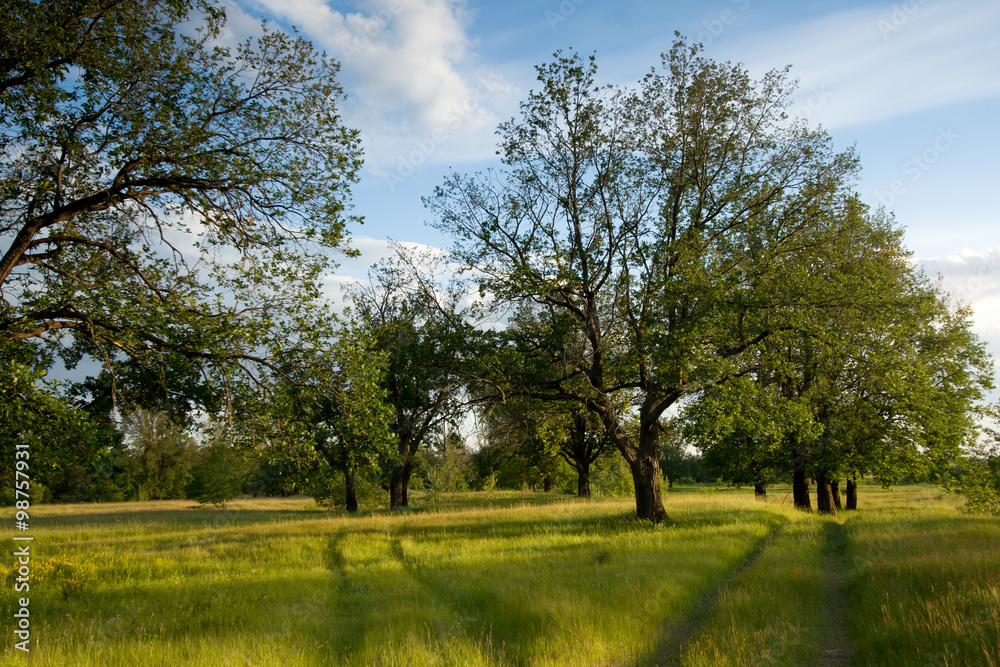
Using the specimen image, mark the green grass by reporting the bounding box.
[2,485,998,665]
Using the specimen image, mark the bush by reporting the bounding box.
[590,454,635,497]
[951,456,1000,514]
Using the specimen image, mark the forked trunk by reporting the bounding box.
[754,481,767,499]
[602,402,667,522]
[831,480,842,510]
[846,478,858,510]
[815,470,837,516]
[344,468,358,512]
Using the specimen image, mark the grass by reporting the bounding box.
[1,485,998,665]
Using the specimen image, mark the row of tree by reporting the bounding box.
[2,3,995,519]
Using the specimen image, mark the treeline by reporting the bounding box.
[2,2,998,519]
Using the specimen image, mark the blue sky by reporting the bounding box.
[228,0,1000,382]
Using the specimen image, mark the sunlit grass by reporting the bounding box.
[846,492,1000,667]
[675,507,825,666]
[1,484,998,665]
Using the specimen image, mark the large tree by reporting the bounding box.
[1,0,362,415]
[429,42,867,521]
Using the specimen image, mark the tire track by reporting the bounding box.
[647,520,787,666]
[819,519,854,666]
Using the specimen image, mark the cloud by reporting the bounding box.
[919,247,1000,308]
[918,247,1000,398]
[236,0,515,166]
[728,0,1000,129]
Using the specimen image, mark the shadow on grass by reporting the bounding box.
[11,496,792,665]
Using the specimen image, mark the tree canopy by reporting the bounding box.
[429,41,885,521]
[1,0,363,417]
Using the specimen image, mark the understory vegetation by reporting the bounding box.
[2,484,997,666]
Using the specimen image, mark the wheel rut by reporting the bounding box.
[819,519,854,667]
[647,520,786,666]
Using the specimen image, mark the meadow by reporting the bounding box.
[2,484,998,666]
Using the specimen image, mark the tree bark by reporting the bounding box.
[389,465,406,510]
[401,462,413,506]
[577,465,591,498]
[831,480,842,510]
[793,452,812,511]
[846,478,858,510]
[543,472,552,492]
[628,453,668,522]
[754,481,767,499]
[815,470,837,516]
[344,467,358,512]
[389,429,419,509]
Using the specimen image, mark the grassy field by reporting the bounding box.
[2,484,998,666]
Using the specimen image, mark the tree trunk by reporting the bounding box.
[389,465,405,510]
[846,478,858,510]
[344,467,358,512]
[815,470,837,516]
[602,403,667,522]
[754,481,767,499]
[793,452,812,511]
[831,480,842,510]
[543,472,552,492]
[577,464,591,498]
[628,453,668,522]
[401,462,413,506]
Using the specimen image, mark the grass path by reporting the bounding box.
[818,518,854,666]
[647,518,788,666]
[3,486,999,665]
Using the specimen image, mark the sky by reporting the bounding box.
[226,0,1000,386]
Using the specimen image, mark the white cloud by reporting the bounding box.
[728,0,1000,129]
[919,247,1000,307]
[918,247,1000,398]
[236,0,515,166]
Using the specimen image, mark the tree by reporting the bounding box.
[186,420,255,510]
[347,245,466,509]
[276,321,395,512]
[1,0,363,417]
[121,407,197,500]
[682,374,819,499]
[0,340,128,503]
[477,395,568,492]
[429,41,866,521]
[478,392,610,496]
[424,429,474,497]
[682,232,993,515]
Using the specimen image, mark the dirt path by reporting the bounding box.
[647,521,787,666]
[819,519,855,666]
